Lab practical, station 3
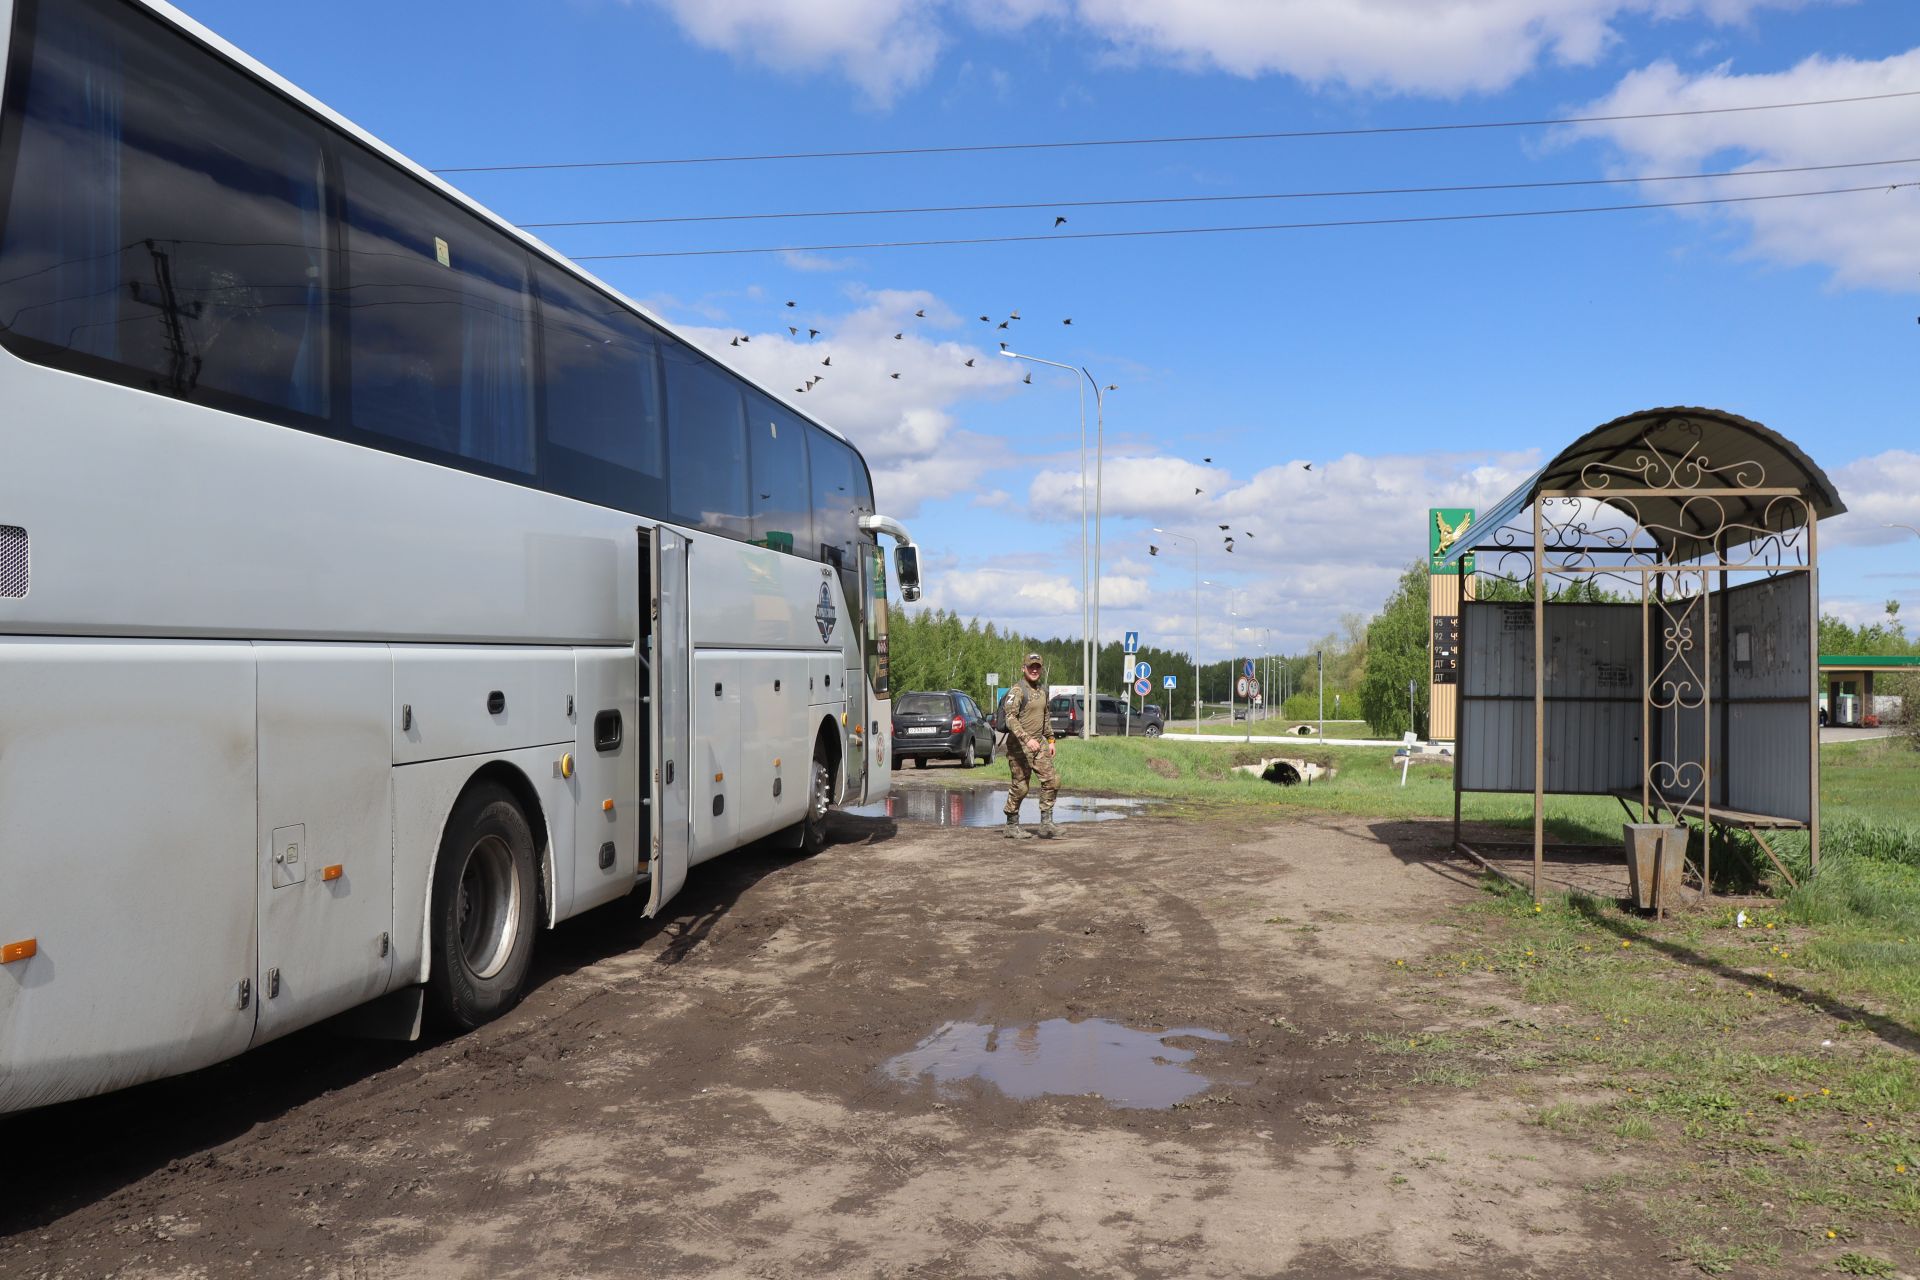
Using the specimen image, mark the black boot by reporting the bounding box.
[1005,813,1035,840]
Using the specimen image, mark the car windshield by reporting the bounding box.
[896,693,950,716]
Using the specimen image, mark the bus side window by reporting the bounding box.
[749,397,812,556]
[661,346,750,540]
[0,0,332,420]
[807,427,866,573]
[340,152,535,475]
[534,261,666,513]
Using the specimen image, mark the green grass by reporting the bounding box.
[1383,882,1920,1272]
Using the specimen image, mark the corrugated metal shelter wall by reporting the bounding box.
[1459,601,1642,794]
[1655,579,1812,823]
[1722,575,1813,822]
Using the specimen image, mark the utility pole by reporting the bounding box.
[1317,650,1325,743]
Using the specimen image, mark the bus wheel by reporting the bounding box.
[801,748,834,856]
[428,782,538,1030]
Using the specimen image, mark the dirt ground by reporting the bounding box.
[0,785,1684,1279]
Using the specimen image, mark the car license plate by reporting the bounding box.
[906,726,940,735]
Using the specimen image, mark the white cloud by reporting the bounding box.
[639,0,943,105]
[673,289,1021,516]
[640,0,1832,104]
[1823,449,1920,546]
[1562,48,1920,289]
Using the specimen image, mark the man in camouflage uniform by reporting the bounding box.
[1000,653,1059,839]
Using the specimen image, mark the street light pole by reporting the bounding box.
[1003,349,1091,738]
[1153,527,1200,726]
[1317,649,1325,743]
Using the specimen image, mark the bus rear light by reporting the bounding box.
[601,798,615,812]
[773,757,781,767]
[321,865,343,882]
[1,938,35,963]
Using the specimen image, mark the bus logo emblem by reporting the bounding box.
[816,583,837,643]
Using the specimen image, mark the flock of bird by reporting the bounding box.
[723,289,1317,557]
[722,298,1082,394]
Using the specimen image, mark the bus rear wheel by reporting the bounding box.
[428,782,538,1030]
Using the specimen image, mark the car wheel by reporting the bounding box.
[915,756,928,769]
[427,782,538,1031]
[1145,723,1163,737]
[961,737,977,768]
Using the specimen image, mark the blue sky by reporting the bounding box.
[184,0,1920,658]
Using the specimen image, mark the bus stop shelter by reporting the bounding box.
[1433,408,1846,903]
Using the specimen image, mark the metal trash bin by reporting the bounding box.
[1623,823,1688,911]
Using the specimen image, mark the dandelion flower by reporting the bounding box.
[1766,923,1775,930]
[1900,1165,1909,1175]
[1534,905,1542,913]
[1827,1230,1837,1239]
[1621,941,1632,949]
[1821,1088,1831,1096]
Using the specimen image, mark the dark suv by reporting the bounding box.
[891,690,995,768]
[1047,694,1164,737]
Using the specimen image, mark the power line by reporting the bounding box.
[436,90,1920,174]
[569,181,1917,260]
[522,156,1920,229]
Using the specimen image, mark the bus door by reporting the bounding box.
[647,527,691,914]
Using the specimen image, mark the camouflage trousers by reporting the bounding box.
[1005,740,1060,818]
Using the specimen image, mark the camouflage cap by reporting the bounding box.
[1023,653,1044,666]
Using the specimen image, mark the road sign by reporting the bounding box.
[1134,660,1152,680]
[1124,630,1140,653]
[1123,653,1135,677]
[986,672,999,689]
[1163,675,1176,689]
[1236,676,1250,697]
[1133,677,1152,696]
[1242,659,1254,678]
[1248,680,1259,698]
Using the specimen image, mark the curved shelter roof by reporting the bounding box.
[1437,407,1847,566]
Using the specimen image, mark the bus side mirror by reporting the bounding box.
[895,545,921,602]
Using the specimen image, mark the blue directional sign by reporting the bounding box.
[1133,677,1152,696]
[1134,660,1152,680]
[1124,630,1140,653]
[1163,675,1177,690]
[1243,658,1255,677]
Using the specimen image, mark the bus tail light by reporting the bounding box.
[321,865,343,882]
[1,938,35,964]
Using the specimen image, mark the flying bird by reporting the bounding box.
[979,315,989,322]
[1009,310,1021,320]
[914,308,926,317]
[890,372,901,379]
[821,356,832,366]
[1148,544,1159,556]
[1194,487,1203,495]
[1062,318,1073,325]
[729,337,739,347]
[1218,524,1229,531]
[1022,372,1032,384]
[1053,216,1067,227]
[788,326,798,336]
[999,342,1009,351]
[1244,531,1254,539]
[808,328,820,339]
[1203,456,1212,463]
[785,300,796,307]
[740,335,750,343]
[1302,463,1313,471]
[965,358,975,367]
[998,320,1009,330]
[893,332,903,340]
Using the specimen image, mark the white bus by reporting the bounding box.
[0,0,920,1114]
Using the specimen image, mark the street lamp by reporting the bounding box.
[1887,524,1920,540]
[1153,527,1200,725]
[1003,351,1109,736]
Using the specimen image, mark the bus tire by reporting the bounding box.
[428,782,538,1031]
[800,747,834,856]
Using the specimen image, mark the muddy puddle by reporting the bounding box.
[846,788,1156,826]
[882,1018,1230,1109]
